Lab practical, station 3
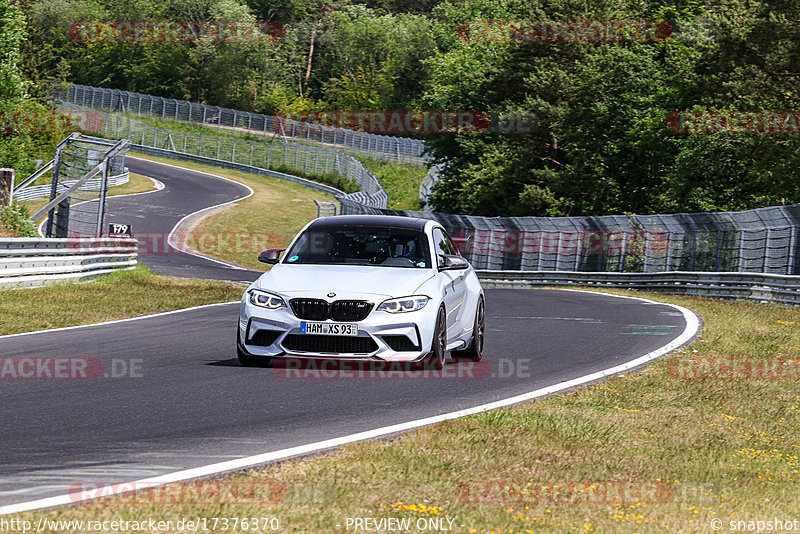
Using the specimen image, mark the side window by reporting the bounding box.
[432,228,450,268]
[443,232,461,257]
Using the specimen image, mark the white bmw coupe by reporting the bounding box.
[237,215,485,370]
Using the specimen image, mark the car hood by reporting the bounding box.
[256,264,435,299]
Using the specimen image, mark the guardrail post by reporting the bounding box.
[0,168,13,206]
[94,160,109,236]
[619,232,628,272]
[45,145,65,238]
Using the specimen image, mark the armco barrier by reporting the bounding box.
[131,145,345,197]
[0,238,138,289]
[477,270,800,305]
[13,172,130,202]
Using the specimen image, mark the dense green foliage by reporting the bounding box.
[0,0,61,177]
[12,0,800,216]
[423,0,800,216]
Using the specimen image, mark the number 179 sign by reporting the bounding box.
[108,223,132,237]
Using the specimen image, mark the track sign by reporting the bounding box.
[108,223,132,237]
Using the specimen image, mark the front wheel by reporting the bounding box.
[452,296,484,362]
[237,335,274,367]
[424,307,447,371]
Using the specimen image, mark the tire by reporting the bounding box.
[425,307,447,371]
[452,296,484,362]
[237,334,274,367]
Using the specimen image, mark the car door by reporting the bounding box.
[433,228,467,338]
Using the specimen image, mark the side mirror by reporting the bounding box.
[439,254,469,271]
[258,248,285,264]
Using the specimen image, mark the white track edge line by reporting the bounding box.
[126,156,255,270]
[0,291,700,515]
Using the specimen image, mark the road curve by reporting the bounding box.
[111,157,262,283]
[0,158,699,509]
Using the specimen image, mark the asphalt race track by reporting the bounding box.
[108,157,262,283]
[0,159,698,508]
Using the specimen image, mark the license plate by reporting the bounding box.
[300,322,358,336]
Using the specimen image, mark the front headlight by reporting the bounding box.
[249,289,287,309]
[377,295,430,313]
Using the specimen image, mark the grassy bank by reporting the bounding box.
[357,157,427,211]
[129,152,336,270]
[0,265,243,335]
[9,290,800,532]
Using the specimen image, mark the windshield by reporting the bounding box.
[283,225,431,268]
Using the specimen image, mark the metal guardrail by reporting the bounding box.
[12,160,53,197]
[419,164,441,207]
[477,270,800,305]
[132,145,345,198]
[314,200,337,217]
[13,172,130,202]
[0,238,138,289]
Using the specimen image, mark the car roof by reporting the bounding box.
[306,215,430,232]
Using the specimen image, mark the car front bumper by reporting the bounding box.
[239,296,437,362]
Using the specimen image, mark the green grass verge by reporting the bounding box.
[129,152,336,271]
[9,289,800,532]
[0,265,243,335]
[357,157,426,211]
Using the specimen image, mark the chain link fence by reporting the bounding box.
[48,137,129,237]
[339,199,800,275]
[59,102,388,208]
[16,134,130,237]
[62,84,429,166]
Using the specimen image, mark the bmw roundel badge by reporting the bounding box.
[327,292,336,298]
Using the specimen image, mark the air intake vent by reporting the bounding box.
[282,335,378,354]
[250,329,281,347]
[289,299,373,321]
[381,335,420,352]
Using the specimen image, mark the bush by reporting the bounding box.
[0,201,38,237]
